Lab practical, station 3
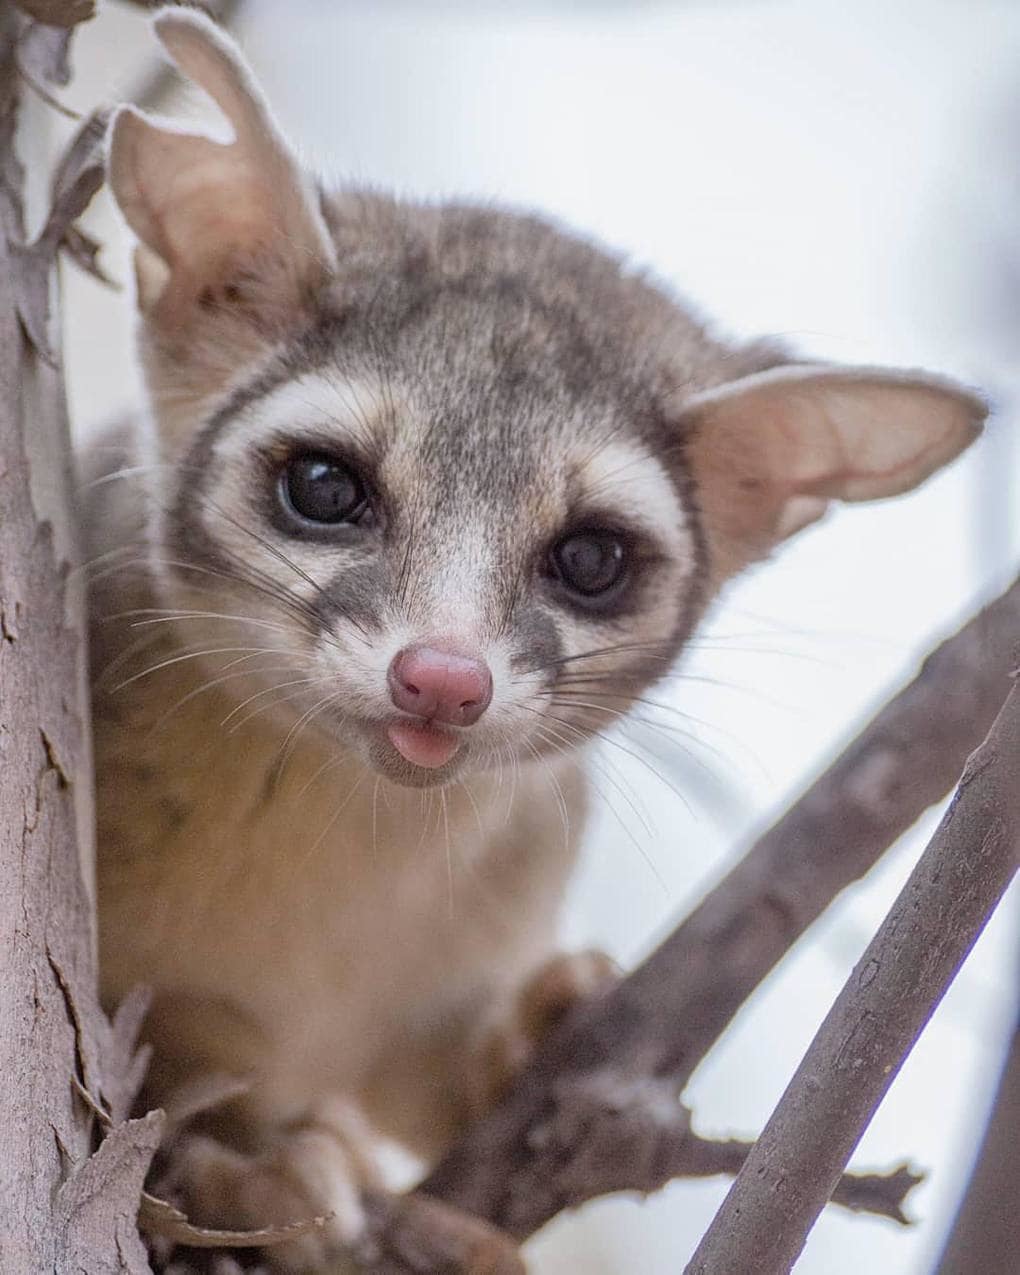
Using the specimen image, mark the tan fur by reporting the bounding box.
[89,445,580,1137]
[90,10,986,1268]
[89,458,586,1263]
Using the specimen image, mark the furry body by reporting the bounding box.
[88,10,985,1268]
[89,436,583,1158]
[86,196,770,1170]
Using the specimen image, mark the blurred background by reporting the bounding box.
[50,1,1020,1270]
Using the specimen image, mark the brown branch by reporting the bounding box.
[660,1138,922,1227]
[684,677,1020,1274]
[352,1148,919,1275]
[404,574,1019,1244]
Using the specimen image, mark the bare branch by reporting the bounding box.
[684,677,1020,1274]
[663,1138,922,1227]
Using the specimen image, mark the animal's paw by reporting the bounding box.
[467,949,619,1118]
[357,1189,526,1275]
[153,1097,380,1273]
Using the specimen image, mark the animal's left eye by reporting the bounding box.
[279,453,369,526]
[550,530,628,598]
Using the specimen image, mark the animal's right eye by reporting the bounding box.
[549,529,629,599]
[279,453,370,526]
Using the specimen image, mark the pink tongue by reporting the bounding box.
[387,721,461,769]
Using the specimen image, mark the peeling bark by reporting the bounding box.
[0,2,157,1270]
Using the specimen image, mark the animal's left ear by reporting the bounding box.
[676,365,986,582]
[107,7,336,323]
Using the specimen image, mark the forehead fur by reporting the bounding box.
[316,194,786,405]
[144,189,789,483]
[191,193,788,440]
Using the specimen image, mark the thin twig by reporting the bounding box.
[672,1137,922,1225]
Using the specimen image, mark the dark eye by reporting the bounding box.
[550,530,628,598]
[280,453,369,525]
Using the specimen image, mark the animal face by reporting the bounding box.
[106,11,985,788]
[154,255,708,787]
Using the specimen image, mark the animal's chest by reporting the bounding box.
[96,711,577,1118]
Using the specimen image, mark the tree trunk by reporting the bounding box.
[0,3,159,1270]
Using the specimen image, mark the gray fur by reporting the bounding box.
[155,192,787,743]
[87,13,983,1266]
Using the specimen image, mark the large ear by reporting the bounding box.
[677,365,987,583]
[107,7,336,323]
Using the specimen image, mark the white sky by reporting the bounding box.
[65,2,1020,1272]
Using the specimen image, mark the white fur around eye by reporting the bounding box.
[224,373,390,460]
[169,371,395,632]
[198,372,388,563]
[575,438,695,567]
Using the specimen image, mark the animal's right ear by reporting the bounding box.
[107,8,336,325]
[676,364,985,585]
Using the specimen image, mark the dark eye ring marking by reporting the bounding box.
[548,528,630,603]
[278,451,372,529]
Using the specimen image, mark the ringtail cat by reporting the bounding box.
[86,8,985,1271]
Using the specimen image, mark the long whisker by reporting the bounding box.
[195,492,372,642]
[149,665,310,736]
[555,666,784,709]
[458,776,486,843]
[295,751,349,799]
[543,690,737,774]
[372,776,382,857]
[546,685,765,782]
[93,628,166,690]
[105,551,324,635]
[82,464,349,642]
[529,719,663,889]
[110,645,281,692]
[221,676,325,729]
[440,787,454,919]
[114,608,295,635]
[499,742,517,826]
[268,689,347,786]
[513,640,675,680]
[225,681,332,736]
[526,711,654,839]
[300,767,368,862]
[522,736,571,852]
[532,701,695,819]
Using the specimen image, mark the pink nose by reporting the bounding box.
[388,645,493,726]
